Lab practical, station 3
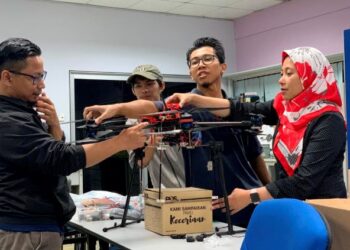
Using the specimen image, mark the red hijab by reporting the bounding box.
[273,47,343,176]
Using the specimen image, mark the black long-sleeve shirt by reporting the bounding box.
[229,99,347,199]
[0,95,86,226]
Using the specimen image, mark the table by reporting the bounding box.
[68,217,245,250]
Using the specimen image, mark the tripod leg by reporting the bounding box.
[216,152,234,235]
[210,141,234,235]
[120,155,139,227]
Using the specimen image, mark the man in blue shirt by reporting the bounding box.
[180,37,269,227]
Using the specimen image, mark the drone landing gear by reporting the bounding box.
[209,141,246,236]
[102,148,144,232]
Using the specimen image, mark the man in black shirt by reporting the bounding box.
[0,38,147,250]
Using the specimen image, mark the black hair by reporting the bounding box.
[186,37,225,67]
[0,38,41,73]
[130,75,164,88]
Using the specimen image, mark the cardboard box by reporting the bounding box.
[307,199,350,250]
[144,187,212,235]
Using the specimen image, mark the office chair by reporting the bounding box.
[241,198,331,250]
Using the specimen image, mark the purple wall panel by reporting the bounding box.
[234,0,350,71]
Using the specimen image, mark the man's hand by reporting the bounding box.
[36,93,63,140]
[36,92,60,127]
[166,93,197,107]
[117,122,148,151]
[83,104,119,124]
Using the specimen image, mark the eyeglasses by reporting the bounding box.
[188,54,217,68]
[9,70,47,85]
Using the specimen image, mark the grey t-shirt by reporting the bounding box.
[127,119,185,188]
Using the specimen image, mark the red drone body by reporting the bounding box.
[140,103,198,147]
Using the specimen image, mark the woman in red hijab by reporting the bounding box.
[167,47,347,213]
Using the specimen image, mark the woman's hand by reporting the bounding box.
[212,188,251,214]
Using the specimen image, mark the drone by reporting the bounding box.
[70,103,263,147]
[66,103,264,234]
[140,103,263,148]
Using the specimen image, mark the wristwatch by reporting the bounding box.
[250,188,261,205]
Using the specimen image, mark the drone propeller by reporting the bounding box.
[74,137,100,144]
[61,116,127,126]
[193,121,253,127]
[138,109,179,117]
[60,118,86,125]
[146,129,182,136]
[76,117,129,130]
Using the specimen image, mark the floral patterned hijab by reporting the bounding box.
[273,47,343,176]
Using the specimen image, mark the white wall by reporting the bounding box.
[0,0,236,140]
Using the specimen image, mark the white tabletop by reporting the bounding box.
[68,218,245,250]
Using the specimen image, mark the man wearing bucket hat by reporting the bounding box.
[126,64,185,189]
[127,64,165,102]
[127,64,162,83]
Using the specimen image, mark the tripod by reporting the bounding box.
[209,141,246,236]
[103,148,144,232]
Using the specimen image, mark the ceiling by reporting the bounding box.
[48,0,287,20]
